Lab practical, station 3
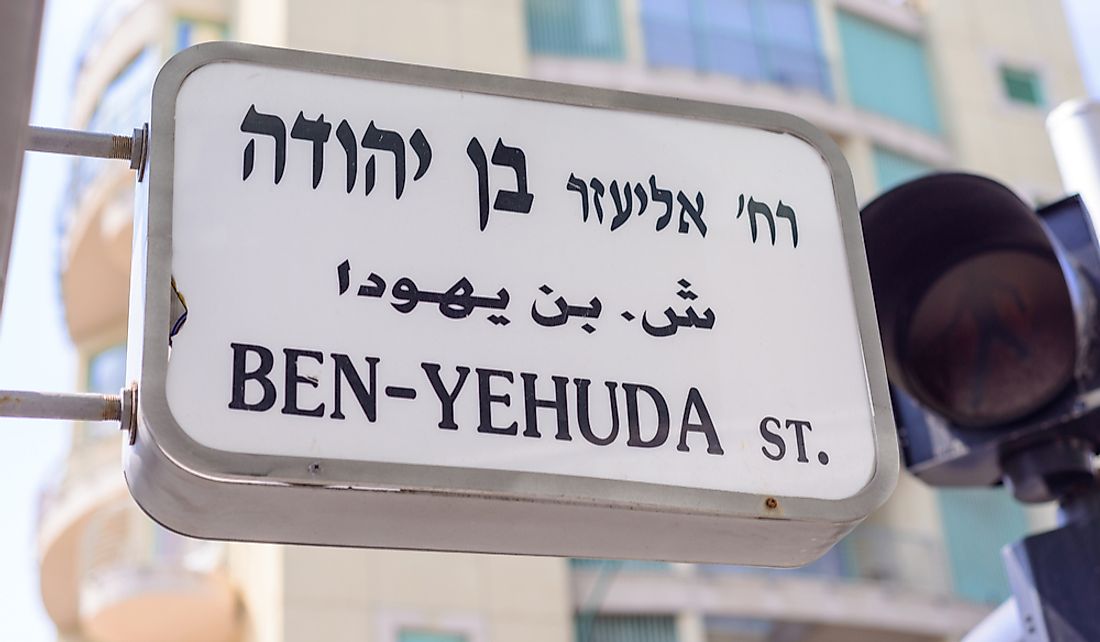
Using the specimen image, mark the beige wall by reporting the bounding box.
[281,547,572,642]
[926,0,1086,201]
[238,0,530,76]
[227,543,285,642]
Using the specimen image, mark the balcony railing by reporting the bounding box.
[75,0,144,78]
[79,500,224,599]
[63,45,155,240]
[77,499,238,642]
[698,524,953,596]
[37,435,122,538]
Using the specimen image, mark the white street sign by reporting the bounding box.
[126,42,897,565]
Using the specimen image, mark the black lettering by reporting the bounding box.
[521,373,570,440]
[624,382,669,448]
[787,419,812,463]
[760,416,785,461]
[282,348,324,417]
[575,379,619,446]
[330,353,379,421]
[289,111,331,189]
[477,368,517,435]
[422,362,470,430]
[676,387,722,454]
[240,105,286,183]
[229,342,277,411]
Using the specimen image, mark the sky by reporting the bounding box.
[1,1,1100,641]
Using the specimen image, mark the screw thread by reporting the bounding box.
[109,135,132,160]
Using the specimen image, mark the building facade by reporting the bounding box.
[38,1,1086,641]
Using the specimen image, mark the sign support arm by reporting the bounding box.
[0,386,136,440]
[25,124,148,179]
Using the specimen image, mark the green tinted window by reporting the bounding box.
[939,487,1030,603]
[837,11,942,134]
[526,0,624,59]
[1001,66,1044,106]
[574,615,677,642]
[872,146,934,193]
[398,632,465,642]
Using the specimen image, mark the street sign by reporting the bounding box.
[125,42,897,565]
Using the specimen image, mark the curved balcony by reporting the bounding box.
[71,0,161,132]
[38,435,130,632]
[62,165,135,347]
[78,499,240,642]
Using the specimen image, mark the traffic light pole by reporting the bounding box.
[978,102,1100,642]
[1001,471,1100,641]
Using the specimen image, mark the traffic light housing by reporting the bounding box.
[861,173,1100,500]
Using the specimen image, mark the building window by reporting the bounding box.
[88,344,127,395]
[526,0,625,60]
[837,10,942,134]
[640,0,832,98]
[574,615,677,642]
[175,16,228,52]
[872,146,934,193]
[1000,66,1044,107]
[81,344,127,441]
[570,558,670,572]
[939,487,1029,603]
[704,617,774,640]
[398,632,466,642]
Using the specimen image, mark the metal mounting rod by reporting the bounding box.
[26,126,130,160]
[25,124,148,179]
[0,389,121,422]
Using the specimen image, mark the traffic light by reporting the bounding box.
[861,173,1100,501]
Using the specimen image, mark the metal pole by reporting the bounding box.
[0,389,121,422]
[25,126,132,160]
[1047,100,1100,230]
[0,0,46,320]
[24,125,147,177]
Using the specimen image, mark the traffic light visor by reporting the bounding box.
[862,174,1079,427]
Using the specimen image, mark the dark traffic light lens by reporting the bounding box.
[904,251,1077,427]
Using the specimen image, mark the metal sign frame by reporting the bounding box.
[125,42,897,565]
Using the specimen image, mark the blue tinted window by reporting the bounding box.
[698,0,759,80]
[176,21,193,51]
[758,0,830,91]
[641,0,830,97]
[640,0,694,68]
[88,344,127,394]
